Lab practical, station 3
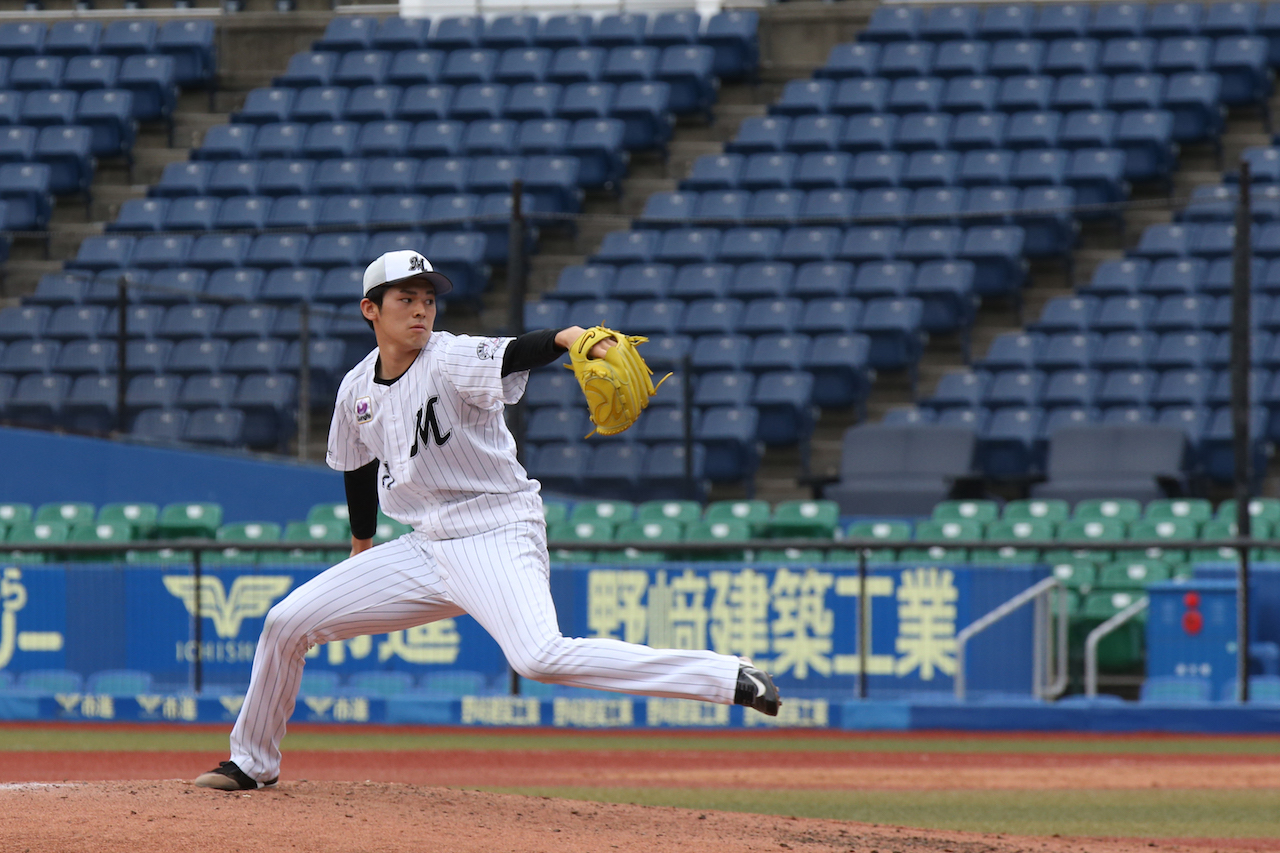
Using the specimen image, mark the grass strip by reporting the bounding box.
[472,786,1280,838]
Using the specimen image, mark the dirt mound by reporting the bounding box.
[0,780,1236,853]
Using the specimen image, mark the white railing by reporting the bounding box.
[1084,595,1150,697]
[954,575,1068,701]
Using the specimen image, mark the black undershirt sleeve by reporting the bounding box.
[344,459,379,541]
[501,328,566,377]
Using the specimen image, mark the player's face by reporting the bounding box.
[366,282,436,350]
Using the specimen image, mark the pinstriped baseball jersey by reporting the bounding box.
[326,331,540,539]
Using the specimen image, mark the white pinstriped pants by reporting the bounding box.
[229,520,741,782]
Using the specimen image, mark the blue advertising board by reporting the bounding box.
[0,559,1047,724]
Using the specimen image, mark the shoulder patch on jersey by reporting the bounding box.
[475,337,502,360]
[354,396,373,424]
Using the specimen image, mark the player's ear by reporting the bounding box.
[360,297,379,323]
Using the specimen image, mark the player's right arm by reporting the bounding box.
[344,459,378,557]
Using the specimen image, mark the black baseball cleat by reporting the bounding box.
[194,761,277,791]
[734,660,781,716]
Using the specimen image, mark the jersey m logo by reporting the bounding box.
[410,395,452,457]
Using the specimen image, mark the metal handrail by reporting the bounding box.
[954,575,1064,700]
[1084,596,1150,698]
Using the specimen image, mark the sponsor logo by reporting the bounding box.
[355,396,372,424]
[163,575,294,638]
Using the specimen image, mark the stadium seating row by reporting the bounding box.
[58,231,491,299]
[0,371,298,446]
[1083,256,1274,296]
[25,267,374,308]
[148,155,588,209]
[0,124,93,195]
[0,19,214,86]
[0,58,178,123]
[0,92,134,160]
[227,85,670,154]
[679,149,1130,213]
[303,11,757,80]
[732,106,1194,171]
[982,328,1280,368]
[272,47,713,118]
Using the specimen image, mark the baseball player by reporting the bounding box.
[196,249,781,791]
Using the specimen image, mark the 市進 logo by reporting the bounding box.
[355,396,372,424]
[475,337,501,360]
[163,575,294,638]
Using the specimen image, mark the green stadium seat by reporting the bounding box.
[1128,517,1196,565]
[125,546,193,564]
[899,518,981,564]
[636,499,702,525]
[1077,588,1147,671]
[67,521,133,562]
[548,519,614,562]
[594,547,664,564]
[1002,499,1070,522]
[1096,558,1171,589]
[1144,498,1212,523]
[543,501,569,526]
[97,502,159,538]
[683,518,752,561]
[158,502,223,538]
[967,546,1041,565]
[0,503,33,526]
[208,521,283,565]
[845,519,912,562]
[988,517,1055,543]
[611,519,680,562]
[1196,519,1271,564]
[933,499,1000,524]
[703,500,771,536]
[570,500,635,524]
[306,502,350,524]
[1055,518,1127,563]
[1217,498,1280,524]
[756,547,825,564]
[7,520,70,547]
[1051,560,1097,591]
[278,519,348,563]
[35,501,95,527]
[769,499,839,538]
[1073,498,1142,522]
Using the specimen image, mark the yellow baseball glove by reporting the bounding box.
[566,326,671,437]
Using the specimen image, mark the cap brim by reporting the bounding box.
[386,270,453,297]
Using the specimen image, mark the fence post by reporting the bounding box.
[116,275,127,433]
[681,353,694,497]
[857,546,868,700]
[1233,160,1253,703]
[192,548,204,695]
[297,302,311,462]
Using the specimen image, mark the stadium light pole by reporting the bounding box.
[1232,160,1252,704]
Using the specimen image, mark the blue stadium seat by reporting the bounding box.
[505,82,560,119]
[484,14,538,50]
[526,442,589,493]
[788,114,842,153]
[235,87,295,125]
[163,195,219,232]
[1101,37,1157,74]
[302,121,359,159]
[206,160,259,198]
[67,234,134,272]
[670,263,733,300]
[29,272,91,306]
[305,231,368,268]
[1150,330,1214,368]
[157,303,218,339]
[251,123,307,160]
[1003,110,1061,150]
[334,50,391,88]
[887,76,944,114]
[981,330,1043,369]
[613,265,674,302]
[1060,109,1117,149]
[0,161,50,229]
[745,189,802,225]
[0,22,44,58]
[621,297,681,335]
[1036,295,1097,331]
[1098,366,1158,407]
[9,55,63,90]
[178,372,239,411]
[656,44,715,117]
[998,74,1054,112]
[726,261,793,301]
[0,338,59,376]
[495,47,552,85]
[739,297,802,335]
[277,51,338,89]
[894,112,950,152]
[157,20,216,87]
[695,405,759,483]
[831,78,890,117]
[1155,36,1213,73]
[450,83,508,120]
[988,39,1045,76]
[799,188,857,223]
[524,299,566,329]
[45,20,100,56]
[548,46,605,85]
[557,81,614,120]
[539,14,592,49]
[958,149,1015,186]
[612,80,673,151]
[75,89,135,157]
[426,231,488,302]
[143,268,206,305]
[183,407,246,448]
[388,50,445,87]
[309,157,364,195]
[196,124,255,161]
[1211,36,1271,105]
[1037,331,1099,370]
[1109,72,1165,111]
[0,125,34,166]
[21,89,78,128]
[1167,71,1223,140]
[1095,296,1156,333]
[933,40,989,78]
[442,48,499,85]
[356,120,412,157]
[566,118,626,187]
[344,85,402,123]
[912,258,977,335]
[44,304,107,341]
[984,368,1044,409]
[62,55,117,91]
[512,117,567,154]
[405,120,462,158]
[118,55,176,122]
[430,19,482,51]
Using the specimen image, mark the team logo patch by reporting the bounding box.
[476,337,501,360]
[355,396,373,424]
[408,254,426,272]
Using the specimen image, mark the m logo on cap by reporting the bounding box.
[408,255,426,272]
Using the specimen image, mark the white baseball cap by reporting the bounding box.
[362,249,453,297]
